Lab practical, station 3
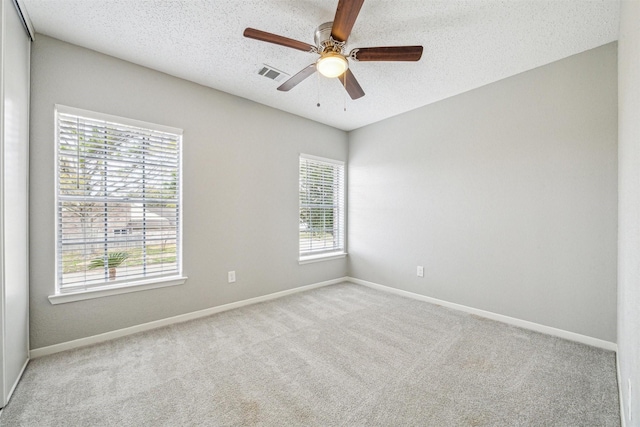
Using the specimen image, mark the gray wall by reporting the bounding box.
[348,43,618,342]
[617,1,639,424]
[30,36,348,349]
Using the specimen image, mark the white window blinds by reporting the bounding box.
[299,154,345,258]
[55,106,182,294]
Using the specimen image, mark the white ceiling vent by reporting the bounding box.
[258,64,289,82]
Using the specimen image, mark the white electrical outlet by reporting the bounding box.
[417,266,424,277]
[228,271,236,283]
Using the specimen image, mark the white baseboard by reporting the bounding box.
[347,277,617,352]
[30,277,347,358]
[30,276,617,358]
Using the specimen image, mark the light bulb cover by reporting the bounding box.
[317,53,348,78]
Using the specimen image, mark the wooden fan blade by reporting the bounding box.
[331,0,365,42]
[351,46,423,62]
[277,64,317,91]
[338,68,365,100]
[243,28,315,52]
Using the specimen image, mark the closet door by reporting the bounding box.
[0,0,31,407]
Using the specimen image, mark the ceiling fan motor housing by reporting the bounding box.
[314,22,344,54]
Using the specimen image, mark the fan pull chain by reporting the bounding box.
[343,73,347,112]
[316,72,321,107]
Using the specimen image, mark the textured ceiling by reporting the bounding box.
[21,0,620,131]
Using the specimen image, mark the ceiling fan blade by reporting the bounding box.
[277,64,317,91]
[331,0,365,42]
[338,68,365,100]
[350,46,424,62]
[243,28,316,52]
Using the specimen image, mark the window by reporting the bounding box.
[299,154,345,261]
[55,105,183,296]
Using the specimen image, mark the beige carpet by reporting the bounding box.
[0,283,620,426]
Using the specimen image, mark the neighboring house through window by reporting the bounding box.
[299,154,346,262]
[54,105,184,299]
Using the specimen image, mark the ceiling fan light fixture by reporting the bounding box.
[317,52,348,78]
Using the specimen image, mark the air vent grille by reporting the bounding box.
[258,64,289,82]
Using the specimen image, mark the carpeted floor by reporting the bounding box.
[0,283,620,426]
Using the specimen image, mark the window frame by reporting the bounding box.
[50,105,186,304]
[298,153,347,263]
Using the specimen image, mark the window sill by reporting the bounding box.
[299,252,347,265]
[48,276,188,305]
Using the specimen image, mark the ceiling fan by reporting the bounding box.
[243,0,423,100]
